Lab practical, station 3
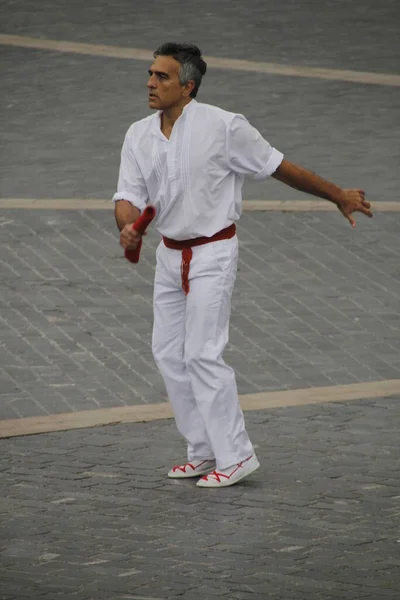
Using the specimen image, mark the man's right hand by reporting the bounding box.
[120,223,142,250]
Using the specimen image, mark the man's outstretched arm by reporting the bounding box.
[272,159,373,228]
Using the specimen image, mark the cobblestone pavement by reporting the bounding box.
[1,398,400,600]
[1,1,400,598]
[1,208,400,419]
[1,0,399,202]
[3,0,399,73]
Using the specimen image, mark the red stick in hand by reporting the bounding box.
[124,205,156,264]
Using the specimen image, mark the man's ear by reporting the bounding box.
[183,80,195,97]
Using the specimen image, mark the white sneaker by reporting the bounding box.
[168,459,216,479]
[196,454,260,488]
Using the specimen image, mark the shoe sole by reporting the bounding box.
[168,468,215,479]
[196,459,260,488]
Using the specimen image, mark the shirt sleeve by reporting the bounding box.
[226,115,284,180]
[112,131,149,212]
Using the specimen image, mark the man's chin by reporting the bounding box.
[148,97,160,109]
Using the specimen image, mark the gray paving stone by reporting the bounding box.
[1,0,400,203]
[1,398,400,599]
[1,5,400,595]
[1,208,399,417]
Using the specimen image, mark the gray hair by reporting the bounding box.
[178,61,202,94]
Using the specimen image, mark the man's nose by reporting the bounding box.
[147,75,156,88]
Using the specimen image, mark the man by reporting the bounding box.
[113,43,372,488]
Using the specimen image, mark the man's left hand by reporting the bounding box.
[336,189,373,228]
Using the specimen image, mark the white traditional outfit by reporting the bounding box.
[113,99,283,484]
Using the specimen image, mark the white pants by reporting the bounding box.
[152,235,254,470]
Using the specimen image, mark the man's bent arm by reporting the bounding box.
[114,200,142,250]
[271,159,372,227]
[114,200,140,231]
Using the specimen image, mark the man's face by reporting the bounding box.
[147,55,188,110]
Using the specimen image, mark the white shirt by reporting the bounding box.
[112,99,283,240]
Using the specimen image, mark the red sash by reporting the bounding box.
[162,224,236,295]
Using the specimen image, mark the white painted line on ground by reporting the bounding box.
[0,198,398,212]
[243,200,399,211]
[1,34,399,87]
[0,198,112,210]
[0,379,399,438]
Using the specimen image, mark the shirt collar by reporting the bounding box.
[151,99,197,139]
